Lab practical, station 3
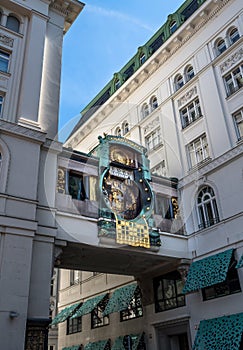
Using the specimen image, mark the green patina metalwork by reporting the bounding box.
[236,254,243,268]
[50,302,81,326]
[62,346,80,350]
[103,284,137,316]
[84,340,110,350]
[193,313,243,350]
[111,337,125,350]
[71,294,107,319]
[182,249,233,294]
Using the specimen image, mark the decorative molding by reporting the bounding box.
[144,116,160,135]
[220,48,243,74]
[177,86,197,107]
[50,2,69,16]
[0,119,46,143]
[0,34,14,48]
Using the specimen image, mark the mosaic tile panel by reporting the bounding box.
[193,312,243,350]
[182,249,233,294]
[71,294,107,318]
[103,284,137,316]
[63,346,80,350]
[84,340,109,350]
[111,336,126,350]
[236,254,243,268]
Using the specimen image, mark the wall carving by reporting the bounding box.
[220,48,243,74]
[0,34,14,48]
[177,86,197,107]
[144,116,160,135]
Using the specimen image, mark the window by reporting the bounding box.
[115,79,121,90]
[233,108,243,141]
[140,53,146,65]
[68,172,86,200]
[0,50,10,73]
[174,74,184,91]
[115,126,121,136]
[180,98,202,128]
[123,334,146,350]
[141,103,149,119]
[170,20,177,34]
[155,194,175,219]
[151,161,166,177]
[202,253,241,300]
[123,121,129,135]
[120,287,143,322]
[185,65,194,82]
[91,294,109,328]
[224,64,243,96]
[66,316,82,334]
[150,96,158,111]
[6,15,20,33]
[228,27,240,45]
[70,270,80,285]
[145,128,162,151]
[187,134,209,168]
[0,95,3,116]
[197,186,220,230]
[153,271,185,312]
[216,38,226,55]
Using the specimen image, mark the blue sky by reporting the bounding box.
[58,0,183,141]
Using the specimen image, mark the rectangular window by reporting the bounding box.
[70,270,80,285]
[120,287,143,322]
[155,194,175,219]
[0,50,10,73]
[91,294,109,329]
[68,171,86,200]
[145,128,162,151]
[187,134,209,168]
[224,64,243,96]
[153,271,185,312]
[151,161,166,177]
[180,98,202,129]
[0,95,3,116]
[202,254,241,301]
[66,316,82,335]
[233,108,243,141]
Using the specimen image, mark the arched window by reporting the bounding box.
[123,122,129,135]
[140,53,146,65]
[174,74,184,91]
[170,21,177,34]
[185,65,194,82]
[150,96,158,111]
[216,38,226,55]
[228,27,240,45]
[197,186,219,229]
[115,126,121,136]
[141,103,149,119]
[6,15,20,33]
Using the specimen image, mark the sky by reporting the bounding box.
[58,0,183,141]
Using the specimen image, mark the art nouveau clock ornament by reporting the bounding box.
[91,135,161,249]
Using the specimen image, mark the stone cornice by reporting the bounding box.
[178,142,243,189]
[67,0,232,148]
[0,119,46,143]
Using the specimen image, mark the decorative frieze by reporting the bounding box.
[220,48,243,74]
[177,86,197,108]
[0,34,14,48]
[144,116,160,135]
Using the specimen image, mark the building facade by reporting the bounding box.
[0,1,84,349]
[57,0,243,349]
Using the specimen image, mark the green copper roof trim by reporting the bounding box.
[103,284,137,316]
[71,293,107,318]
[193,312,243,350]
[62,346,80,350]
[84,340,110,350]
[130,334,144,350]
[182,249,233,294]
[236,254,243,268]
[111,334,143,350]
[50,302,81,326]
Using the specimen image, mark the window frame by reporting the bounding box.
[66,316,82,335]
[141,103,149,119]
[0,94,4,116]
[140,53,146,65]
[153,271,186,313]
[0,50,10,73]
[6,15,20,33]
[233,108,243,141]
[170,20,177,34]
[223,64,243,97]
[196,186,220,230]
[150,96,158,111]
[174,74,184,91]
[91,294,109,329]
[145,127,162,151]
[216,38,226,55]
[228,27,240,45]
[187,134,210,169]
[120,287,143,322]
[180,97,202,129]
[185,65,194,82]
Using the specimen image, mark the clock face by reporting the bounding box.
[102,170,141,220]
